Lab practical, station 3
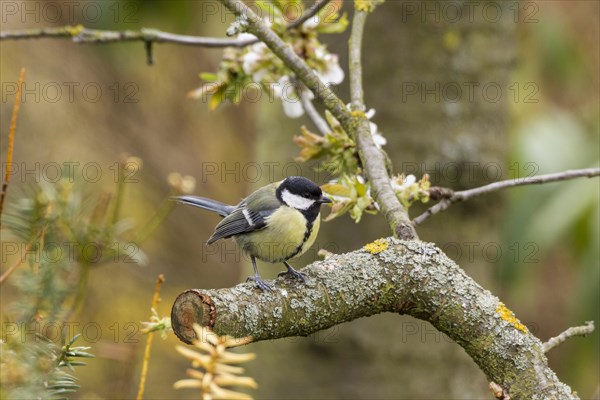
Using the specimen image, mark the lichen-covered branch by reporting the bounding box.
[414,167,600,225]
[347,5,416,240]
[217,0,416,239]
[172,238,578,399]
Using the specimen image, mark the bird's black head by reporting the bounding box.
[276,176,331,211]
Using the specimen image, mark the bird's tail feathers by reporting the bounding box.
[172,196,235,217]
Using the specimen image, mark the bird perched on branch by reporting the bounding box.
[174,176,331,291]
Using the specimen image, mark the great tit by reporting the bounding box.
[174,176,331,291]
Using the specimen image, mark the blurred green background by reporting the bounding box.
[1,1,598,398]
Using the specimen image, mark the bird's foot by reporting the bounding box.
[278,265,307,283]
[246,275,274,292]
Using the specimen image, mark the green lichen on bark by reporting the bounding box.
[172,238,578,399]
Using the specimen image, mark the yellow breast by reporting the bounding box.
[234,207,321,263]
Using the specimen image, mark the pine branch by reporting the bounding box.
[172,238,578,399]
[413,168,600,225]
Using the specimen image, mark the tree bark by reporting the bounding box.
[172,238,578,399]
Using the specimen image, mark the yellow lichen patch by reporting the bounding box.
[496,302,527,333]
[364,238,388,254]
[66,24,84,36]
[355,0,385,12]
[351,110,366,118]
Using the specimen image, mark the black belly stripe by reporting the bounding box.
[285,210,316,260]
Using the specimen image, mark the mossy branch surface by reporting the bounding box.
[172,238,577,399]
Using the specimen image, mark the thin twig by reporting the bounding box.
[0,225,47,285]
[111,155,127,224]
[0,1,331,47]
[542,321,595,353]
[287,0,333,29]
[0,245,29,284]
[0,26,257,47]
[136,274,166,400]
[0,68,25,221]
[349,10,367,111]
[300,91,330,135]
[413,168,600,225]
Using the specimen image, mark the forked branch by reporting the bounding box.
[413,168,600,225]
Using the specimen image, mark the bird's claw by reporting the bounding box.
[246,276,274,292]
[278,268,307,283]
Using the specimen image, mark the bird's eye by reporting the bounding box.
[303,193,311,198]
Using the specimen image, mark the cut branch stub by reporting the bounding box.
[171,290,216,344]
[171,238,579,399]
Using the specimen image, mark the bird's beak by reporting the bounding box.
[318,195,332,204]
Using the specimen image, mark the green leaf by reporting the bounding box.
[200,73,218,82]
[209,85,226,111]
[321,183,353,198]
[323,200,353,221]
[317,13,349,34]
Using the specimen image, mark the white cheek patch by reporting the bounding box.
[281,189,315,210]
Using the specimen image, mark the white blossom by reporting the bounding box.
[241,42,270,82]
[274,76,304,118]
[302,14,320,30]
[315,53,345,85]
[365,108,386,148]
[370,123,387,148]
[392,175,417,192]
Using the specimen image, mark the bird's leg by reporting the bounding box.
[246,256,273,292]
[278,261,307,283]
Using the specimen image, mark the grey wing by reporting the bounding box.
[207,182,281,244]
[206,203,273,244]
